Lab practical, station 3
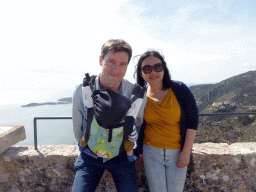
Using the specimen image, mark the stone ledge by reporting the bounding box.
[193,142,256,155]
[0,143,255,192]
[0,125,26,155]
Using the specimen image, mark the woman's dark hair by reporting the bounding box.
[134,50,172,90]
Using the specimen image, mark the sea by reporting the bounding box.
[0,82,199,147]
[0,89,77,146]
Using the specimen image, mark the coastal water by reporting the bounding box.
[0,82,198,147]
[0,103,77,146]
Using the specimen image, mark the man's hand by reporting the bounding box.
[177,150,190,169]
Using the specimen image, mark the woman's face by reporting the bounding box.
[141,56,164,87]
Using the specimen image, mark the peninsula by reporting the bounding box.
[21,97,72,107]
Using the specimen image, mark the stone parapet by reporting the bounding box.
[0,143,255,192]
[0,125,26,155]
[185,143,256,192]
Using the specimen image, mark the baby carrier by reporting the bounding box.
[80,73,145,159]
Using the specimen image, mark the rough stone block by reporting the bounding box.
[0,125,26,155]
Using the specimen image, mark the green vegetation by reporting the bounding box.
[191,71,256,143]
[242,123,256,142]
[215,91,236,103]
[195,116,255,143]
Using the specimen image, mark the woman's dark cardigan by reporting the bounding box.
[136,80,199,155]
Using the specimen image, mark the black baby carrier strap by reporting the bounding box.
[82,73,96,142]
[122,84,145,141]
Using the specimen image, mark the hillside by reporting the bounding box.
[189,84,215,99]
[190,70,256,143]
[190,70,256,112]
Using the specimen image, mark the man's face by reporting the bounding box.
[99,50,129,87]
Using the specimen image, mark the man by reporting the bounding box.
[72,39,146,192]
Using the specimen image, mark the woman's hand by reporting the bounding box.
[177,129,197,169]
[177,150,190,169]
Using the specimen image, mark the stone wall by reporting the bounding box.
[0,125,26,155]
[0,143,255,192]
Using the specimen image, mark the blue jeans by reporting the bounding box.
[72,150,138,192]
[143,144,187,192]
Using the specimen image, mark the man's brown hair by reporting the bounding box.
[101,39,132,63]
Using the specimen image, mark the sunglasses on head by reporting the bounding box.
[141,63,164,74]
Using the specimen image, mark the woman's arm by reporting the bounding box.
[176,82,198,168]
[177,129,197,169]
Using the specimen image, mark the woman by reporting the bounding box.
[135,50,198,192]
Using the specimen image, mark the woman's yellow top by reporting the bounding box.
[143,88,182,149]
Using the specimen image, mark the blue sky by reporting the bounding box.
[0,0,256,105]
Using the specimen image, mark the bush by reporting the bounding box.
[238,116,254,126]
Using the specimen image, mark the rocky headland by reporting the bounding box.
[21,97,72,107]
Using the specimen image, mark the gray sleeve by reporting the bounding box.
[72,84,84,143]
[134,93,147,131]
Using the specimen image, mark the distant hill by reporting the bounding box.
[21,97,72,107]
[189,70,256,143]
[189,84,215,100]
[190,70,256,112]
[57,97,72,103]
